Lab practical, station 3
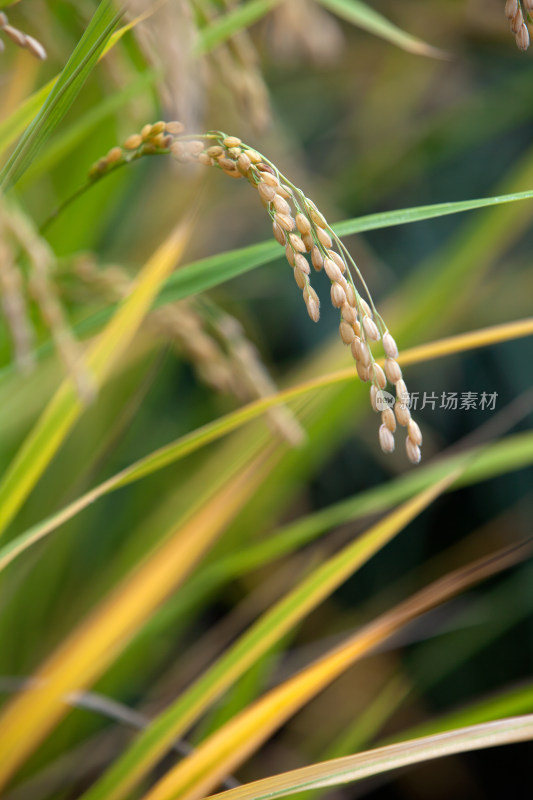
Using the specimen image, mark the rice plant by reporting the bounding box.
[0,2,532,800]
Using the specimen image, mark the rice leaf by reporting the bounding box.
[66,188,533,341]
[137,542,529,800]
[317,0,444,57]
[200,715,533,800]
[0,214,195,539]
[0,1,122,190]
[78,474,457,800]
[195,0,281,55]
[1,317,531,573]
[0,462,266,791]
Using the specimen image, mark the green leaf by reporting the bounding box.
[47,186,533,348]
[195,0,281,55]
[19,68,159,186]
[317,0,444,57]
[0,11,150,163]
[0,80,56,162]
[1,314,532,574]
[0,217,194,539]
[0,0,122,190]
[78,474,456,800]
[389,681,533,747]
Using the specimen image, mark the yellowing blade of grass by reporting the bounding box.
[141,541,530,800]
[0,213,195,539]
[80,472,459,800]
[201,714,533,800]
[0,458,267,792]
[3,316,532,573]
[397,317,533,367]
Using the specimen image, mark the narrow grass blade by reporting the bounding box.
[0,1,122,189]
[194,0,281,55]
[19,68,159,186]
[297,677,533,800]
[0,460,266,791]
[386,681,533,748]
[140,541,530,800]
[2,316,531,573]
[80,472,457,800]
[65,192,533,341]
[0,214,195,539]
[317,0,444,57]
[0,7,151,164]
[131,433,533,633]
[201,715,533,800]
[0,79,56,162]
[0,190,530,376]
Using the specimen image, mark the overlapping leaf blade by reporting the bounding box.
[0,0,122,189]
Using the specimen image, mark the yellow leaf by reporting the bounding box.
[141,540,529,800]
[0,460,266,791]
[201,714,533,800]
[0,213,195,538]
[2,316,531,573]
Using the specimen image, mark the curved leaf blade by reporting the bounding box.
[68,189,533,341]
[0,215,195,539]
[317,0,445,58]
[201,715,533,800]
[0,0,122,190]
[79,473,458,800]
[139,542,529,800]
[2,317,532,572]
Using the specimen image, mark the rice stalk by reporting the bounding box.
[73,257,304,445]
[0,215,34,373]
[87,121,423,462]
[0,9,47,60]
[267,0,344,65]
[194,0,271,132]
[0,201,93,400]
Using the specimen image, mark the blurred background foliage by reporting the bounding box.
[0,1,532,798]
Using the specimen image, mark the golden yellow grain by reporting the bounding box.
[384,357,402,384]
[382,406,396,432]
[276,213,296,232]
[272,220,286,246]
[289,233,306,253]
[124,134,143,150]
[339,321,354,344]
[295,213,312,235]
[330,282,346,308]
[406,438,422,464]
[316,227,332,248]
[311,245,324,271]
[293,253,310,274]
[379,424,395,453]
[293,267,307,289]
[165,121,185,134]
[273,195,292,215]
[258,182,276,203]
